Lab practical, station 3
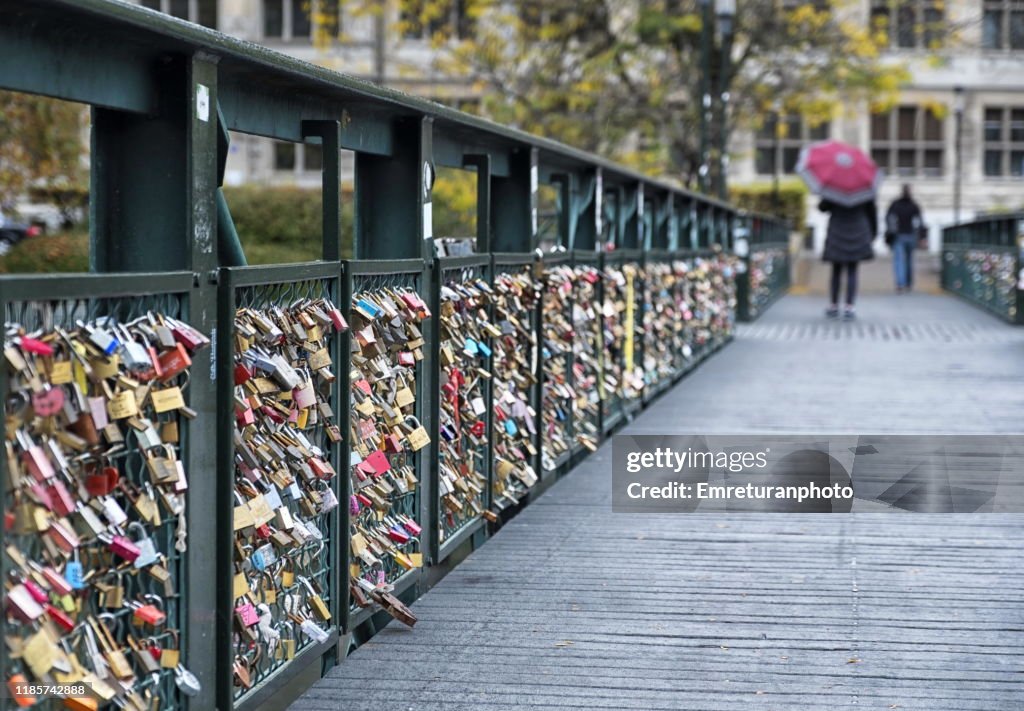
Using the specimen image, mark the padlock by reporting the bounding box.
[126,521,160,568]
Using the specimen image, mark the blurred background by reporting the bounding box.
[2,0,1021,272]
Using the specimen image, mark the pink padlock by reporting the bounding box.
[23,579,49,604]
[235,602,259,627]
[18,337,54,356]
[328,307,347,332]
[108,533,141,562]
[293,381,317,409]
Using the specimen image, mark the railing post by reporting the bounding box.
[184,53,223,711]
[463,154,492,253]
[553,172,576,250]
[302,119,343,261]
[574,169,600,252]
[355,115,434,260]
[493,147,538,252]
[620,184,642,250]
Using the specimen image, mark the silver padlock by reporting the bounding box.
[117,324,152,371]
[101,495,129,527]
[175,664,202,697]
[127,521,160,568]
[299,618,329,644]
[135,419,162,450]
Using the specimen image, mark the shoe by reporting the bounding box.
[843,307,856,321]
[825,306,839,318]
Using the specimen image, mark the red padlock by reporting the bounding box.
[387,528,410,544]
[383,434,402,453]
[108,534,141,562]
[234,363,252,385]
[40,566,73,595]
[131,603,166,626]
[85,464,119,497]
[45,603,76,632]
[47,479,76,517]
[236,406,255,427]
[157,343,192,382]
[470,421,485,438]
[308,457,335,479]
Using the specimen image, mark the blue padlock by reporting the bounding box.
[65,558,85,590]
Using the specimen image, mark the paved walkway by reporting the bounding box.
[290,293,1024,711]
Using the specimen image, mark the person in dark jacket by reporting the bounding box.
[885,185,924,292]
[820,199,877,320]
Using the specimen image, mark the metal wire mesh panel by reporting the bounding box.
[687,251,738,356]
[347,266,425,610]
[2,278,198,711]
[747,246,789,319]
[570,258,601,453]
[600,258,626,431]
[642,258,678,392]
[670,256,699,375]
[230,271,343,700]
[540,260,574,473]
[943,249,1018,322]
[490,261,541,509]
[435,260,491,550]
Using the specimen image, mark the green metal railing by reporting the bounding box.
[0,2,788,709]
[942,213,1023,324]
[736,214,791,322]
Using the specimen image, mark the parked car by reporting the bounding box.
[0,211,42,255]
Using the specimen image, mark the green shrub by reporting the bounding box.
[0,230,89,273]
[223,185,345,263]
[730,180,808,229]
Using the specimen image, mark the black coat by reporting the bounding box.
[821,200,876,263]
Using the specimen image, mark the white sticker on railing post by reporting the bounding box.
[196,84,210,123]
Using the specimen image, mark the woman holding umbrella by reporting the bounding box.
[797,140,881,320]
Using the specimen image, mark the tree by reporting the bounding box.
[334,1,904,191]
[0,91,88,223]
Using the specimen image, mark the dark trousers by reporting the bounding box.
[830,261,859,306]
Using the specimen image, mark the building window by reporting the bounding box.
[754,115,829,175]
[140,0,217,28]
[263,0,338,41]
[870,105,944,177]
[273,141,327,173]
[982,1,1024,50]
[402,0,475,40]
[982,107,1024,177]
[870,0,944,49]
[274,142,296,171]
[303,144,323,172]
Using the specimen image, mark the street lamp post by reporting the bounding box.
[953,86,964,224]
[715,0,735,201]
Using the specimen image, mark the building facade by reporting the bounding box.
[730,0,1024,252]
[132,0,477,188]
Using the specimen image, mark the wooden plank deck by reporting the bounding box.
[290,293,1024,711]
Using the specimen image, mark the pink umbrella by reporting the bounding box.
[796,140,880,207]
